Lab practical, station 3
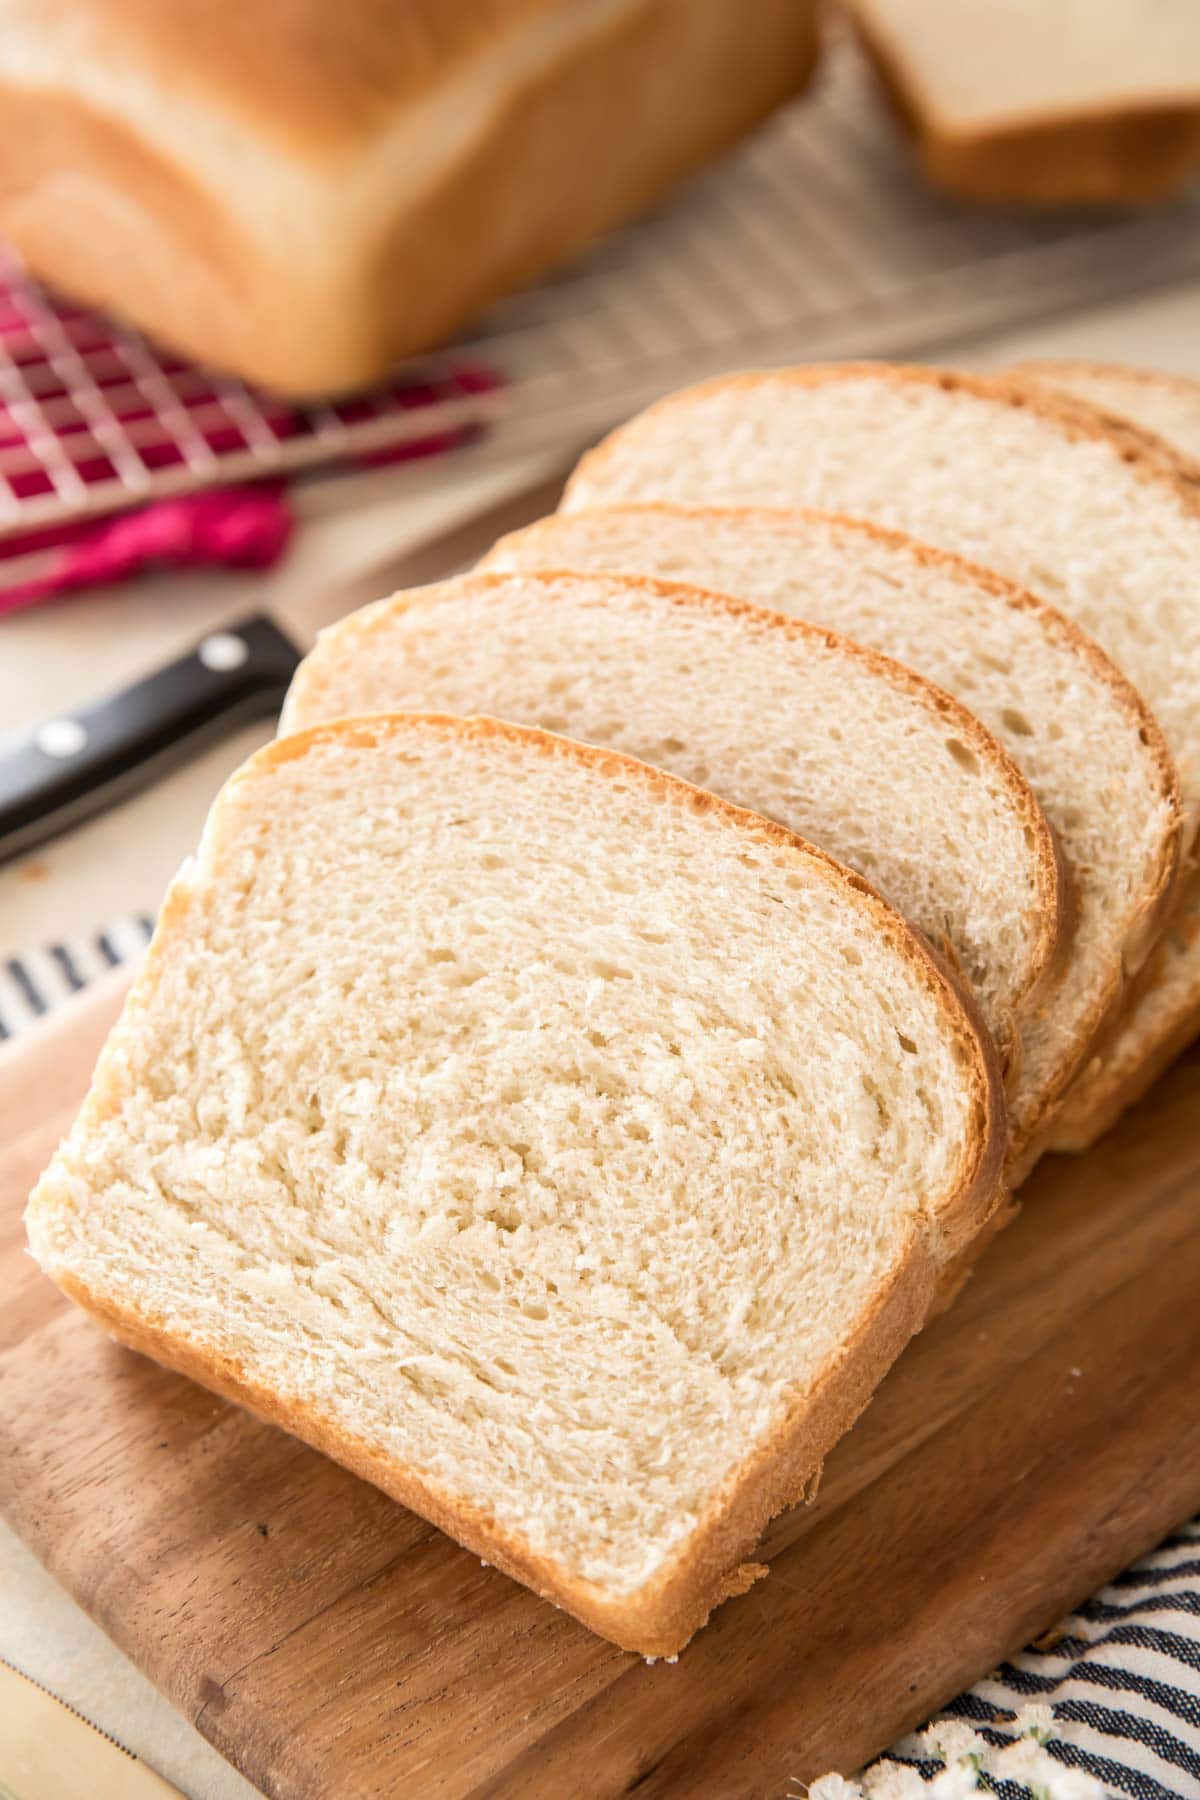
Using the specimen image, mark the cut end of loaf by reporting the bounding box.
[27,712,1003,1653]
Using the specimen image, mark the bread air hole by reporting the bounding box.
[1001,707,1034,737]
[944,738,979,774]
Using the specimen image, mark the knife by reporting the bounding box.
[0,461,568,867]
[0,1658,185,1799]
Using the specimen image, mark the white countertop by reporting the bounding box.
[4,282,1200,1799]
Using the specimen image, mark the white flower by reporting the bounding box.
[863,1764,930,1799]
[808,1703,1115,1800]
[989,1735,1109,1799]
[927,1763,980,1799]
[991,1736,1053,1783]
[807,1775,864,1800]
[914,1720,983,1766]
[1014,1702,1058,1744]
[1049,1771,1110,1800]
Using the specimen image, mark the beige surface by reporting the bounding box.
[3,281,1200,1794]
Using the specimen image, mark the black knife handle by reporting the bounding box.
[0,613,302,867]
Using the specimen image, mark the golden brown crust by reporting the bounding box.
[1006,362,1200,488]
[28,0,574,151]
[362,0,818,387]
[1044,877,1200,1154]
[1007,363,1200,493]
[0,0,818,393]
[1048,995,1200,1152]
[30,710,1006,1655]
[851,7,1200,206]
[1011,360,1200,406]
[0,88,273,378]
[289,568,1068,1073]
[993,363,1200,1150]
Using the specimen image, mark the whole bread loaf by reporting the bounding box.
[0,0,817,394]
[26,713,1004,1654]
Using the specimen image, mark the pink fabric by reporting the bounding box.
[0,244,501,614]
[0,486,294,617]
[0,367,499,615]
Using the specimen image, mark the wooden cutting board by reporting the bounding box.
[3,974,1200,1800]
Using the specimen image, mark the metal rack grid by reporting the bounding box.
[2,35,1199,541]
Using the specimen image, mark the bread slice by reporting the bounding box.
[566,364,1200,1153]
[282,570,1064,1073]
[1000,363,1200,1149]
[481,505,1178,1160]
[848,0,1200,205]
[1010,362,1200,471]
[26,713,1005,1654]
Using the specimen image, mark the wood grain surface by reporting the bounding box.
[2,974,1199,1799]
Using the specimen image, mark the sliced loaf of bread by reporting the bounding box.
[1001,363,1200,1147]
[565,363,1200,1145]
[481,505,1178,1159]
[848,0,1200,206]
[27,713,1005,1654]
[281,570,1064,1071]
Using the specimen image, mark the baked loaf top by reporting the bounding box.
[0,0,643,156]
[282,568,1065,1070]
[26,713,1004,1653]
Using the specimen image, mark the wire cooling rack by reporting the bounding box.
[2,33,1200,541]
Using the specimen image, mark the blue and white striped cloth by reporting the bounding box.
[6,920,1199,1800]
[0,914,153,1039]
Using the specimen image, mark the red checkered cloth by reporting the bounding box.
[0,248,498,611]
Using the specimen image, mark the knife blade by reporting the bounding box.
[0,459,568,867]
[0,1658,185,1800]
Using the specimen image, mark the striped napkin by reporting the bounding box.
[6,921,1198,1799]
